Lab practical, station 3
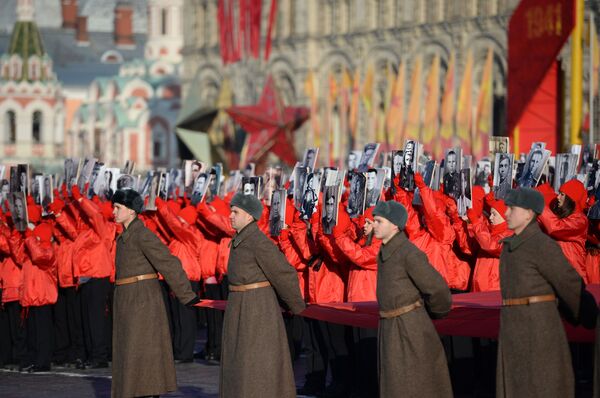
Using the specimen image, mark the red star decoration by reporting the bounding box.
[226,75,309,166]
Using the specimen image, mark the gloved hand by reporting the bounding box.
[71,184,82,201]
[414,172,426,190]
[48,198,65,215]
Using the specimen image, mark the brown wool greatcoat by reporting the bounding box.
[497,222,585,398]
[376,232,453,398]
[112,218,197,398]
[220,222,305,398]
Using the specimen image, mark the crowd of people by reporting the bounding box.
[0,144,599,397]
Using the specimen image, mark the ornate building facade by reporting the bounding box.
[0,0,64,169]
[180,0,600,164]
[69,0,183,170]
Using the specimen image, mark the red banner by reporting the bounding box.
[197,286,600,343]
[507,0,575,146]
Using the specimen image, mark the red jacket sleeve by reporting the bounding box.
[333,233,380,270]
[54,211,78,241]
[197,204,235,238]
[0,232,9,255]
[289,220,316,261]
[468,220,504,256]
[538,208,588,242]
[8,232,27,267]
[278,229,308,272]
[25,237,56,270]
[157,204,203,248]
[77,197,109,238]
[419,187,454,245]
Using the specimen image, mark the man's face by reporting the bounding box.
[44,179,50,194]
[306,150,315,167]
[113,203,135,225]
[529,152,542,173]
[366,172,377,190]
[20,172,26,186]
[243,183,255,196]
[404,142,414,166]
[325,196,335,221]
[271,193,281,218]
[498,142,506,152]
[447,153,457,173]
[373,215,398,241]
[195,176,206,193]
[393,154,402,174]
[230,206,253,232]
[1,183,9,195]
[505,205,534,233]
[14,197,23,218]
[499,158,509,179]
[363,148,374,163]
[348,153,357,169]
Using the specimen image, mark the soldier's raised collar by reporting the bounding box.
[501,220,540,252]
[119,217,142,243]
[379,232,408,261]
[232,221,258,248]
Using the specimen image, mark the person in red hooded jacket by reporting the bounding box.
[16,212,58,372]
[47,195,86,368]
[71,184,115,368]
[465,198,513,292]
[537,180,589,282]
[0,213,27,369]
[156,197,203,362]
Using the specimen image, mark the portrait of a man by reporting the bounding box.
[10,192,28,231]
[347,151,362,171]
[117,174,137,190]
[302,148,318,170]
[493,153,513,200]
[322,185,339,235]
[347,172,366,218]
[300,173,320,220]
[518,149,547,188]
[457,169,472,217]
[357,143,379,172]
[443,148,462,198]
[191,173,209,205]
[365,169,380,207]
[41,176,53,214]
[269,189,286,237]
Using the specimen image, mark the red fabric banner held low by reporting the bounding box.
[196,285,600,343]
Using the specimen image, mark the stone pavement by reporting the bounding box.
[0,358,311,398]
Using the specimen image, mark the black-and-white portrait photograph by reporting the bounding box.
[531,141,546,151]
[64,158,80,190]
[269,188,286,237]
[457,169,472,217]
[159,171,168,200]
[210,164,223,198]
[184,160,205,193]
[300,172,321,220]
[9,191,28,231]
[0,179,9,212]
[443,148,462,199]
[357,143,379,172]
[40,175,53,215]
[77,158,97,191]
[87,162,105,198]
[98,168,118,200]
[122,160,135,175]
[190,173,210,205]
[347,172,366,218]
[474,159,492,189]
[139,171,154,198]
[365,169,383,207]
[489,137,509,155]
[165,168,183,198]
[400,141,420,191]
[422,160,437,188]
[146,172,163,210]
[243,163,256,178]
[117,174,137,190]
[302,148,319,170]
[241,176,261,198]
[31,174,41,205]
[10,164,29,195]
[553,153,578,191]
[322,184,340,235]
[518,149,550,188]
[293,166,309,209]
[347,150,362,171]
[493,153,514,200]
[262,166,283,206]
[225,170,243,195]
[391,150,404,180]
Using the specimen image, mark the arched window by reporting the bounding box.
[5,111,16,144]
[152,123,168,159]
[161,8,168,35]
[32,111,42,143]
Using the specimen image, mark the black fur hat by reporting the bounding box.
[504,188,544,215]
[112,189,144,214]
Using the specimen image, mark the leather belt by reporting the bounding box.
[229,281,271,292]
[115,273,158,286]
[502,294,556,306]
[379,300,422,319]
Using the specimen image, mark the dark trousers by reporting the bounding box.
[80,277,111,363]
[53,286,85,363]
[169,280,199,361]
[352,327,378,398]
[204,278,228,359]
[301,318,328,389]
[26,305,54,368]
[321,322,353,390]
[0,301,27,366]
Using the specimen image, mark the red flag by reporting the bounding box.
[217,0,229,63]
[264,0,278,61]
[250,0,262,58]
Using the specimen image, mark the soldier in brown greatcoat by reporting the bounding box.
[111,189,200,398]
[372,200,453,397]
[220,193,305,398]
[498,188,597,398]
